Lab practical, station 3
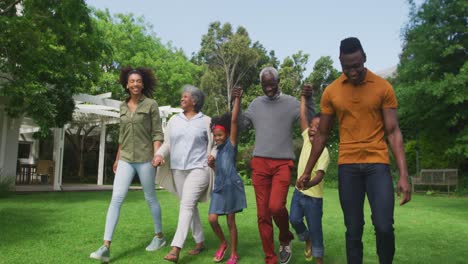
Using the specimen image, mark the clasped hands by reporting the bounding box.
[152,155,165,167]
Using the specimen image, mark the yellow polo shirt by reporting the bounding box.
[296,129,330,198]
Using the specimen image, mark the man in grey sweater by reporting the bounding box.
[232,67,314,264]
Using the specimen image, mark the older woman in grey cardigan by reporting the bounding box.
[154,85,214,263]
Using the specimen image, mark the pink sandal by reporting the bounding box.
[213,243,228,262]
[226,255,239,264]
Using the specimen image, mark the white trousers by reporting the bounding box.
[171,167,210,248]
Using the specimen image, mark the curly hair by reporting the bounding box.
[119,66,157,101]
[210,112,231,134]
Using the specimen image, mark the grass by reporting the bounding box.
[1,186,467,264]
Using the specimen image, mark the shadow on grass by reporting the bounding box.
[11,189,169,205]
[0,207,56,246]
[109,243,148,263]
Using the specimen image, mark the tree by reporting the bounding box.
[197,22,261,111]
[0,0,107,135]
[395,0,468,168]
[199,66,226,116]
[306,56,340,93]
[63,10,202,180]
[91,10,201,107]
[278,51,309,96]
[65,118,99,181]
[238,42,280,91]
[305,56,341,107]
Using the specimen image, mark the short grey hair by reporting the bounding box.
[259,67,279,81]
[182,84,205,112]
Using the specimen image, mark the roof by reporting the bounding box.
[19,93,182,134]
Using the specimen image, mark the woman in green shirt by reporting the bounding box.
[90,67,166,262]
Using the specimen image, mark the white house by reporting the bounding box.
[0,92,181,191]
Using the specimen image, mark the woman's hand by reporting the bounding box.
[152,155,165,167]
[113,160,118,173]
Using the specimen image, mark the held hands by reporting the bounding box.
[208,155,216,169]
[397,177,411,205]
[231,86,243,99]
[152,155,165,167]
[296,173,312,190]
[301,83,314,97]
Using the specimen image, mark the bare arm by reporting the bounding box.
[232,87,252,132]
[151,140,163,167]
[230,88,242,146]
[302,84,315,125]
[383,108,411,205]
[299,95,309,132]
[299,114,334,183]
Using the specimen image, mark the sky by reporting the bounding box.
[85,0,413,74]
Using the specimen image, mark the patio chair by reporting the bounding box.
[36,160,54,184]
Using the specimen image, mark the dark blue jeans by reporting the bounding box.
[338,163,395,264]
[289,189,324,257]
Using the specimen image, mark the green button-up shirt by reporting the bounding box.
[118,96,164,163]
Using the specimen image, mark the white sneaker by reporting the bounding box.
[90,245,110,263]
[145,236,166,251]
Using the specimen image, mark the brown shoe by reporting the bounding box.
[163,252,179,263]
[188,245,205,255]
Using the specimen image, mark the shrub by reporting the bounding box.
[0,173,15,198]
[237,144,254,185]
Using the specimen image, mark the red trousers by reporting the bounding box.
[251,157,295,264]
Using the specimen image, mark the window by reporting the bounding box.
[17,142,32,159]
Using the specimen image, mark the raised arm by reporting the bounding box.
[299,113,334,183]
[232,87,252,132]
[230,87,243,146]
[302,84,315,124]
[299,95,309,132]
[383,108,411,205]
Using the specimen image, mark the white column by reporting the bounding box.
[97,120,106,185]
[0,109,21,180]
[0,110,7,170]
[53,127,65,191]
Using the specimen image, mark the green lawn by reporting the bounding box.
[1,186,467,264]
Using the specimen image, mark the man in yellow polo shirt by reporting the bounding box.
[299,37,411,264]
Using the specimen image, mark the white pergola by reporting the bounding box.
[19,93,181,190]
